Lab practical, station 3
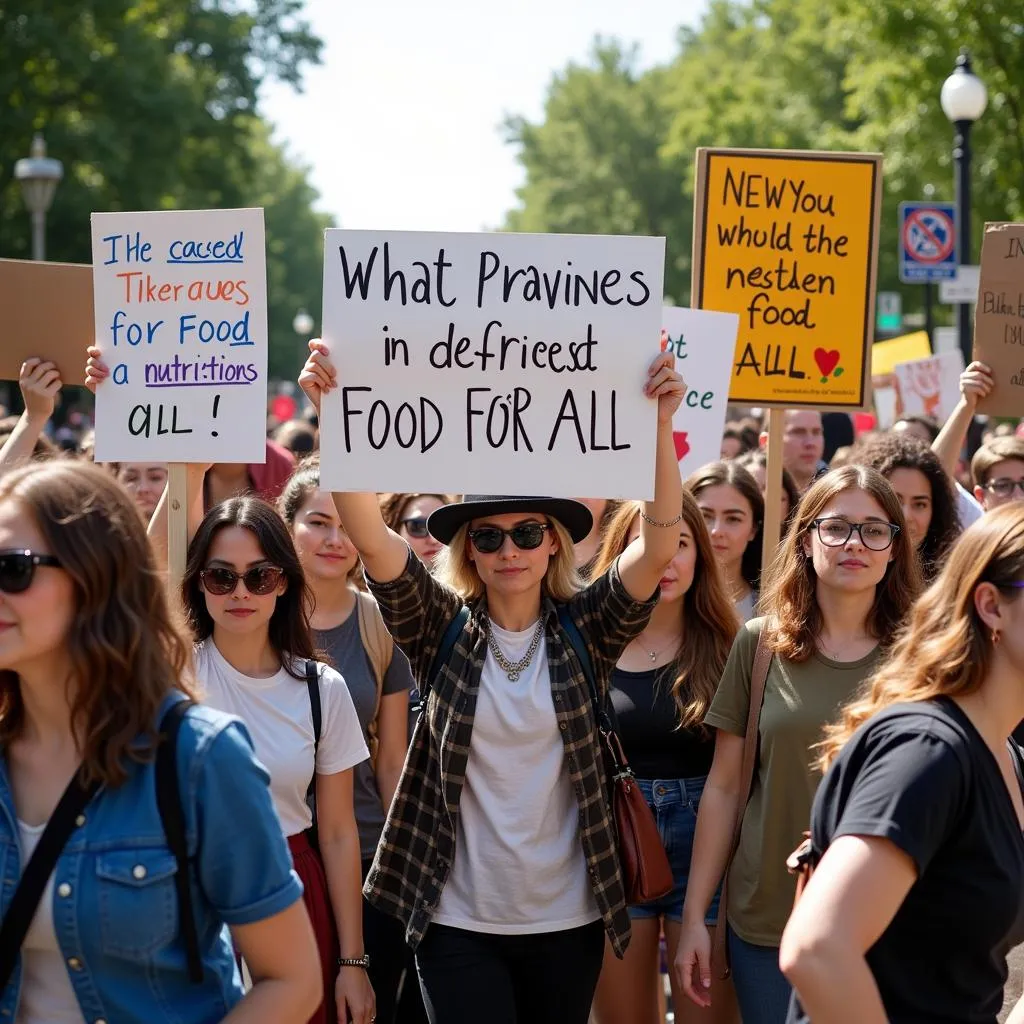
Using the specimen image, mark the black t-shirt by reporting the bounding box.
[608,666,714,779]
[788,698,1024,1024]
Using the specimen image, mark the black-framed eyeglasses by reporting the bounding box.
[0,550,62,594]
[811,518,900,551]
[400,516,430,539]
[985,478,1024,498]
[199,565,284,596]
[468,522,551,554]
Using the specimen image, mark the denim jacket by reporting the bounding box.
[0,694,302,1024]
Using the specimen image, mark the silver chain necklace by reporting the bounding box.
[487,619,544,682]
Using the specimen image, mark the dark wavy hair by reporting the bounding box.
[181,497,315,679]
[856,433,960,583]
[685,460,766,591]
[0,461,196,786]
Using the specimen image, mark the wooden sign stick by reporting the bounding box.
[166,464,189,600]
[761,408,785,585]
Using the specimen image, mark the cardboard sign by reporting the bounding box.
[692,148,882,409]
[0,259,95,381]
[893,349,964,423]
[318,230,665,498]
[90,209,268,464]
[974,223,1024,417]
[871,331,932,377]
[661,305,738,476]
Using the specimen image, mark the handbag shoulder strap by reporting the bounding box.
[155,698,203,984]
[0,769,99,992]
[356,591,393,772]
[732,626,773,849]
[305,661,321,799]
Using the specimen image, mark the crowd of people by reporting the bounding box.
[0,340,1023,1024]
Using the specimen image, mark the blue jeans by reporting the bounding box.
[629,776,719,924]
[727,926,791,1024]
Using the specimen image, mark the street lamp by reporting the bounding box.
[14,133,63,261]
[941,49,987,368]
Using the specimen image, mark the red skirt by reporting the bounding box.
[289,832,339,1024]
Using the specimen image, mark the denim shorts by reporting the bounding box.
[628,776,720,925]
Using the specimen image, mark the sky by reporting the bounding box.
[260,0,707,233]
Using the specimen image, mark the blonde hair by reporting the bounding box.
[593,495,739,730]
[761,466,922,662]
[819,504,1024,769]
[434,518,582,602]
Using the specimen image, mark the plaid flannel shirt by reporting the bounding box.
[362,549,658,956]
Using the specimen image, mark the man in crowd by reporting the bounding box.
[760,409,826,493]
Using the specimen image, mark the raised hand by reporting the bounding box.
[298,339,336,415]
[84,346,110,394]
[19,358,62,423]
[645,349,686,424]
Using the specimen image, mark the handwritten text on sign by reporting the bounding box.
[695,149,881,409]
[661,306,738,477]
[974,222,1024,417]
[91,209,267,463]
[318,230,666,498]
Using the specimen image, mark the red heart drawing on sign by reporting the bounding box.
[813,348,840,377]
[673,431,690,461]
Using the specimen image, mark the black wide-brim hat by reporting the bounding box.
[427,495,594,546]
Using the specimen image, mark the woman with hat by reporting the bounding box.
[298,340,686,1024]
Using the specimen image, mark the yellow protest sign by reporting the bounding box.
[692,148,882,409]
[870,331,932,377]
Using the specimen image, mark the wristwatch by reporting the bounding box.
[338,955,371,970]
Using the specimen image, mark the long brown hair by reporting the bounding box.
[181,497,316,679]
[592,492,740,731]
[819,504,1024,769]
[0,461,196,786]
[761,465,922,662]
[379,492,453,532]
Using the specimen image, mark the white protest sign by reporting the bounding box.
[319,230,666,498]
[91,208,267,463]
[661,306,738,476]
[893,349,964,423]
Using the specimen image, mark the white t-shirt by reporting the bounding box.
[956,482,984,527]
[195,640,368,836]
[16,820,85,1024]
[432,620,599,935]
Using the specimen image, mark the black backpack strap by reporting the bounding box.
[556,605,610,730]
[155,699,203,984]
[0,770,99,992]
[305,660,321,801]
[419,606,470,709]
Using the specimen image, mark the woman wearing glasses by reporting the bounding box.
[675,466,921,1024]
[298,339,686,1024]
[379,494,451,568]
[0,461,321,1023]
[181,498,376,1024]
[782,505,1024,1024]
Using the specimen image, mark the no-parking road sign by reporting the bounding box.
[899,201,957,283]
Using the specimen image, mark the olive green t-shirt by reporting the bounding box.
[704,616,881,946]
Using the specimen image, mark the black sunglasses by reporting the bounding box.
[0,550,62,594]
[468,522,551,554]
[401,516,430,539]
[199,565,285,596]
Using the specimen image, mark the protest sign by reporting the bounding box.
[318,230,666,498]
[661,305,738,476]
[893,349,964,423]
[90,208,267,464]
[973,222,1024,417]
[0,259,94,380]
[693,148,882,409]
[871,330,931,377]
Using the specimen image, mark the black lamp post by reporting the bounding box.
[14,133,63,261]
[940,49,987,368]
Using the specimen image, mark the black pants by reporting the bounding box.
[362,861,428,1024]
[415,920,604,1024]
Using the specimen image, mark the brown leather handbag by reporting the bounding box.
[598,726,674,904]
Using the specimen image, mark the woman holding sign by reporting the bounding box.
[299,339,686,1024]
[674,466,921,1024]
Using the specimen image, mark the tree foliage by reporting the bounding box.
[505,0,1022,314]
[0,0,329,378]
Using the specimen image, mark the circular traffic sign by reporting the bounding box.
[902,208,955,264]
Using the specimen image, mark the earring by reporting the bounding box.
[993,629,1002,647]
